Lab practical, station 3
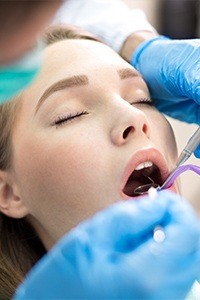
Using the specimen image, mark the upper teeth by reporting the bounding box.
[135,161,153,171]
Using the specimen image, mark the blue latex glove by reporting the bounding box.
[195,146,200,159]
[15,191,200,300]
[131,36,200,158]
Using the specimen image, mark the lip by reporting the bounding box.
[120,147,170,199]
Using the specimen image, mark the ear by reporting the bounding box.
[0,170,29,219]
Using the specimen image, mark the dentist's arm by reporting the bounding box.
[55,0,200,157]
[15,191,200,300]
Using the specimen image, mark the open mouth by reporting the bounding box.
[123,161,163,197]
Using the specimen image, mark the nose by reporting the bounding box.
[110,104,151,146]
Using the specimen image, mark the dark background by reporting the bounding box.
[159,0,200,38]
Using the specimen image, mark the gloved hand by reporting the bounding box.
[131,36,200,158]
[15,191,200,300]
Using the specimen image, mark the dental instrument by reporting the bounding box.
[160,125,200,190]
[176,126,200,167]
[159,164,200,190]
[134,126,200,195]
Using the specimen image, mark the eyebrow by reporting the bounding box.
[35,68,138,114]
[118,68,139,80]
[35,75,89,114]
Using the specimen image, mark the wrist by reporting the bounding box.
[120,31,158,62]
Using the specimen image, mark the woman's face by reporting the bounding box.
[10,39,178,249]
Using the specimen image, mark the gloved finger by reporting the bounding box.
[112,240,199,300]
[194,144,200,158]
[81,192,182,252]
[162,195,200,255]
[115,191,200,256]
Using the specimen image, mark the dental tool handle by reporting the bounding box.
[160,164,200,190]
[176,126,200,167]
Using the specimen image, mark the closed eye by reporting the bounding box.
[132,97,155,106]
[53,110,89,128]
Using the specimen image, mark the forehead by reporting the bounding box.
[46,38,124,62]
[42,39,129,78]
[23,39,132,104]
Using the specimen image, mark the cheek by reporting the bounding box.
[13,131,107,212]
[150,112,178,163]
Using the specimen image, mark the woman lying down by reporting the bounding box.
[0,25,200,299]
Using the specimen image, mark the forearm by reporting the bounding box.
[120,31,158,62]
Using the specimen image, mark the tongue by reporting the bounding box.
[123,179,144,196]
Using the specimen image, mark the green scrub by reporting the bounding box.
[0,41,43,103]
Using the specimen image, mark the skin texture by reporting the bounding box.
[0,39,178,250]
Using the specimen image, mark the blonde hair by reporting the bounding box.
[0,25,101,299]
[0,99,46,299]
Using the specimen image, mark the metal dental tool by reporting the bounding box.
[134,126,200,195]
[176,126,200,167]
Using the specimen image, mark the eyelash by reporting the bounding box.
[132,97,154,106]
[54,110,89,127]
